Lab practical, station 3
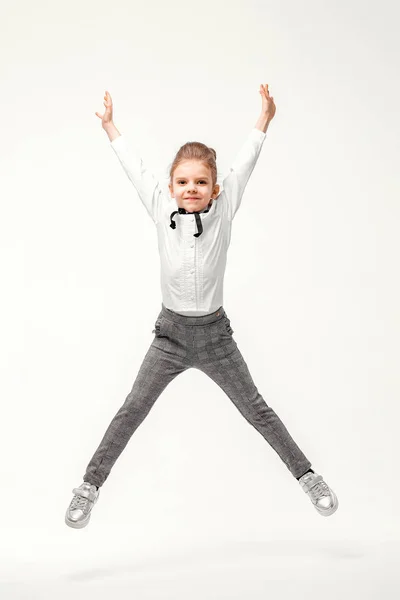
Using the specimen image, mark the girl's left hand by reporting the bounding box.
[259,84,276,120]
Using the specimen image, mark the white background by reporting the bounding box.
[1,0,399,598]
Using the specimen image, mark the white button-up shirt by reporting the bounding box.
[110,127,266,315]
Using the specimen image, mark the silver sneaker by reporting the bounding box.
[298,471,338,516]
[65,482,100,529]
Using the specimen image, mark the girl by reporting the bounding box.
[65,85,338,529]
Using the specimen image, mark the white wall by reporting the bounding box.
[1,0,399,584]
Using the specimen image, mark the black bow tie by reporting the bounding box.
[169,204,211,238]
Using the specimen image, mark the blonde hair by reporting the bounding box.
[168,140,218,188]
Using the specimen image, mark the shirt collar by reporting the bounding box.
[169,200,213,237]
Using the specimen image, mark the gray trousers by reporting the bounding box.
[83,304,312,487]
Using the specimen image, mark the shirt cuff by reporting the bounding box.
[110,134,125,148]
[251,127,267,139]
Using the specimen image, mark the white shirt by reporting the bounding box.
[110,127,267,315]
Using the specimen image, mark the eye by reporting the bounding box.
[177,180,207,184]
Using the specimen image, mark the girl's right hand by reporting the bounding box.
[95,91,113,127]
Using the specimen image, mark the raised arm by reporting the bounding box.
[96,91,163,225]
[221,83,276,220]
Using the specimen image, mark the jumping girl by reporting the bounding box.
[65,84,338,528]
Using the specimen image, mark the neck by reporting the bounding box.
[199,199,213,212]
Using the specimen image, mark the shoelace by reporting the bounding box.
[70,494,89,510]
[70,486,94,510]
[308,479,331,503]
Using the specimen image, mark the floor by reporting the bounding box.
[1,537,399,600]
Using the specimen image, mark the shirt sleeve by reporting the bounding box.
[110,135,163,225]
[220,128,267,221]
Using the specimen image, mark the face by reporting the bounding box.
[168,160,220,213]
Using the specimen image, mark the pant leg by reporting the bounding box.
[83,334,189,488]
[195,317,312,479]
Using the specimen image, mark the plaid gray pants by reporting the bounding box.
[83,304,312,487]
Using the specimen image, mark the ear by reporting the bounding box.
[213,183,220,198]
